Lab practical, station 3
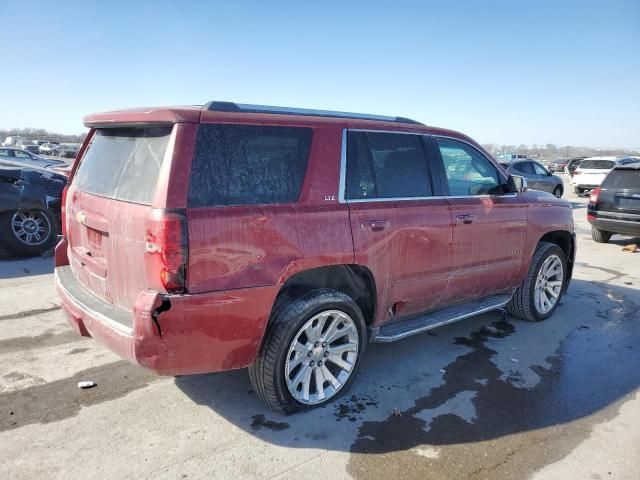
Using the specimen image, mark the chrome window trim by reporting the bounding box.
[338,129,515,204]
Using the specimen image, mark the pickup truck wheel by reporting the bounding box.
[591,226,612,243]
[248,289,366,413]
[507,242,567,322]
[0,209,56,256]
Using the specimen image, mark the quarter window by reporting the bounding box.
[346,131,432,199]
[188,124,312,207]
[436,138,501,196]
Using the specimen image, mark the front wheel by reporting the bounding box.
[507,242,567,322]
[0,209,57,256]
[249,289,367,413]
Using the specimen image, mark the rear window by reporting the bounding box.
[602,168,640,189]
[73,127,171,205]
[579,160,615,170]
[188,124,312,207]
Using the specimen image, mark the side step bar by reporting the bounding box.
[373,294,512,343]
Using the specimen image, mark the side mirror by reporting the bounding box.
[508,175,528,193]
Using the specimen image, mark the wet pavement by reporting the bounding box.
[1,183,639,479]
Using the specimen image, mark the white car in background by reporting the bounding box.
[571,156,638,194]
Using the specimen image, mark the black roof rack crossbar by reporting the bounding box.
[203,101,423,125]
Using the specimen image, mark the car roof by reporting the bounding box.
[614,160,640,170]
[82,101,480,147]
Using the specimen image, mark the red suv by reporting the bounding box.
[55,102,575,412]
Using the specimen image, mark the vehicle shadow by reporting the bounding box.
[174,279,640,454]
[0,254,54,279]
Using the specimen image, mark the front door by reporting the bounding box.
[344,130,452,324]
[433,136,528,305]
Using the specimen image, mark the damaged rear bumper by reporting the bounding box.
[55,265,280,375]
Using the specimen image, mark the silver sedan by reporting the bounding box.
[500,159,565,197]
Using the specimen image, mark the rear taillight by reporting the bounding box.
[145,209,188,294]
[60,185,69,237]
[589,187,600,204]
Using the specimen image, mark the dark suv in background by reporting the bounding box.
[588,160,640,242]
[55,102,575,412]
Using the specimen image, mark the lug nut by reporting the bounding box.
[322,342,327,347]
[309,361,315,367]
[314,341,320,348]
[307,351,313,357]
[317,360,323,366]
[324,351,329,357]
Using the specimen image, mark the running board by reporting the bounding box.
[373,294,512,343]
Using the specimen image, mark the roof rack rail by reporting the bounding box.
[203,101,424,125]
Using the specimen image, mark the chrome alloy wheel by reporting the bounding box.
[285,310,359,405]
[11,210,51,246]
[534,254,564,314]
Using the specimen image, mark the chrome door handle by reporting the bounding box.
[456,214,477,224]
[360,220,389,232]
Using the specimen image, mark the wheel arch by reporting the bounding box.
[538,230,575,291]
[273,264,377,326]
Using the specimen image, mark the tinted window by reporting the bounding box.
[513,162,535,174]
[436,138,501,195]
[0,149,11,158]
[602,168,640,189]
[346,131,432,199]
[579,160,615,170]
[73,127,171,205]
[189,124,312,207]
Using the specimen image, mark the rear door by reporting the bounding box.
[66,126,174,311]
[345,130,452,323]
[433,136,527,304]
[576,159,615,186]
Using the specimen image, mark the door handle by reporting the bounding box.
[360,220,389,232]
[456,214,477,224]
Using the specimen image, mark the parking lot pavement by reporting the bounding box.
[1,178,639,480]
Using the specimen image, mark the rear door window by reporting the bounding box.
[188,124,312,207]
[435,138,501,196]
[602,169,640,189]
[73,126,172,205]
[513,162,535,175]
[345,131,432,199]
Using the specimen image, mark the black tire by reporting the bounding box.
[552,186,563,198]
[248,288,367,413]
[591,226,612,243]
[0,209,57,256]
[574,187,584,195]
[507,242,567,322]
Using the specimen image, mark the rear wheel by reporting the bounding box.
[552,186,563,198]
[574,187,584,195]
[0,209,57,256]
[591,226,612,243]
[507,242,567,322]
[249,289,366,413]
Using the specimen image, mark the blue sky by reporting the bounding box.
[1,0,638,148]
